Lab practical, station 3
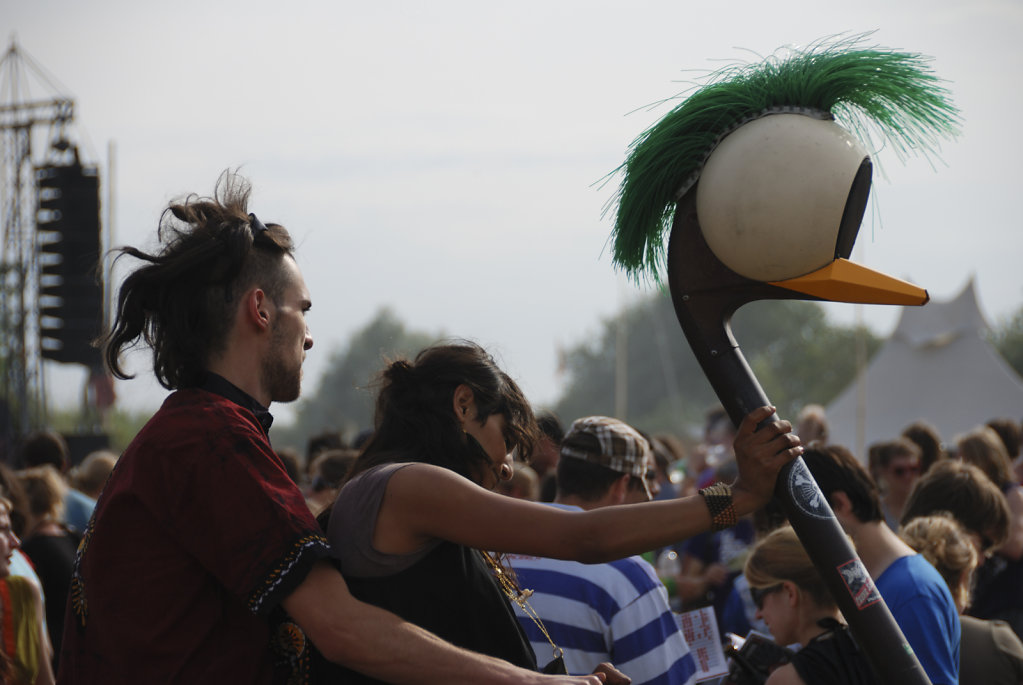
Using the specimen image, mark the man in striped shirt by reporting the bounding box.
[506,416,697,685]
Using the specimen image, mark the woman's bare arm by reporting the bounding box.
[379,406,800,563]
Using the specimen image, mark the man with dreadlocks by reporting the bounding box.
[56,172,609,685]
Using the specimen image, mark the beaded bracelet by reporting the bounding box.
[699,482,737,531]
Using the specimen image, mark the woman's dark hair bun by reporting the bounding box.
[386,359,416,386]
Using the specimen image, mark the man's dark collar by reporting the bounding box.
[200,372,274,435]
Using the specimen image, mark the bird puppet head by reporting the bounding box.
[608,33,960,305]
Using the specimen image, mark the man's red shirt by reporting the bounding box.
[57,388,330,684]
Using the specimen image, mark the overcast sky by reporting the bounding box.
[6,0,1022,426]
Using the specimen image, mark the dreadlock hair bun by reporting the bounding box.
[384,359,417,388]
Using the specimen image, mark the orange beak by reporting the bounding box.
[769,258,928,306]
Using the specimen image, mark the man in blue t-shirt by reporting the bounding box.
[802,444,960,684]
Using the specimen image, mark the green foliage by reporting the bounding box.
[103,408,151,452]
[990,307,1023,378]
[40,408,81,435]
[554,292,880,438]
[273,307,443,453]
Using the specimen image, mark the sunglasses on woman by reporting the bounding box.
[751,583,783,610]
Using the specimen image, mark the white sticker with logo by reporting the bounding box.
[786,460,832,520]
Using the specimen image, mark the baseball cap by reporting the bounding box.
[560,416,653,498]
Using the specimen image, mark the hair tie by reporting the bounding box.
[248,213,268,238]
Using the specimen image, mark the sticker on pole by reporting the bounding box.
[786,459,831,520]
[837,559,882,610]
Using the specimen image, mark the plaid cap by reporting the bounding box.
[560,416,651,479]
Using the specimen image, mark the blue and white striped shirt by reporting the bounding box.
[506,508,696,685]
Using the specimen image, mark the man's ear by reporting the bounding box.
[829,490,853,517]
[246,288,271,331]
[452,384,475,423]
[607,474,631,505]
[826,494,851,515]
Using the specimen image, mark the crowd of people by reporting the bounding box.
[0,429,117,684]
[472,402,1023,685]
[2,172,1021,685]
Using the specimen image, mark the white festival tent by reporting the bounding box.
[825,278,1023,459]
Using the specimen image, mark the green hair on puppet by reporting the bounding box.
[608,33,960,283]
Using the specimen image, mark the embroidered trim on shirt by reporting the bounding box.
[248,534,330,615]
[70,515,95,628]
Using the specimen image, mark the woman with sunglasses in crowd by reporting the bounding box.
[744,526,879,685]
[313,342,801,683]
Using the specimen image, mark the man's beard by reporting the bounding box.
[262,326,302,404]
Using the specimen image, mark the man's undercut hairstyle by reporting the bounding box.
[801,444,883,523]
[103,172,295,390]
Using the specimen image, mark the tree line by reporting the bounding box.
[276,295,1023,454]
[86,295,1023,456]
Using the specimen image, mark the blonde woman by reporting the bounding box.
[744,526,878,685]
[0,495,55,685]
[902,514,1023,684]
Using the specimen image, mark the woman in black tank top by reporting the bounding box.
[745,526,880,685]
